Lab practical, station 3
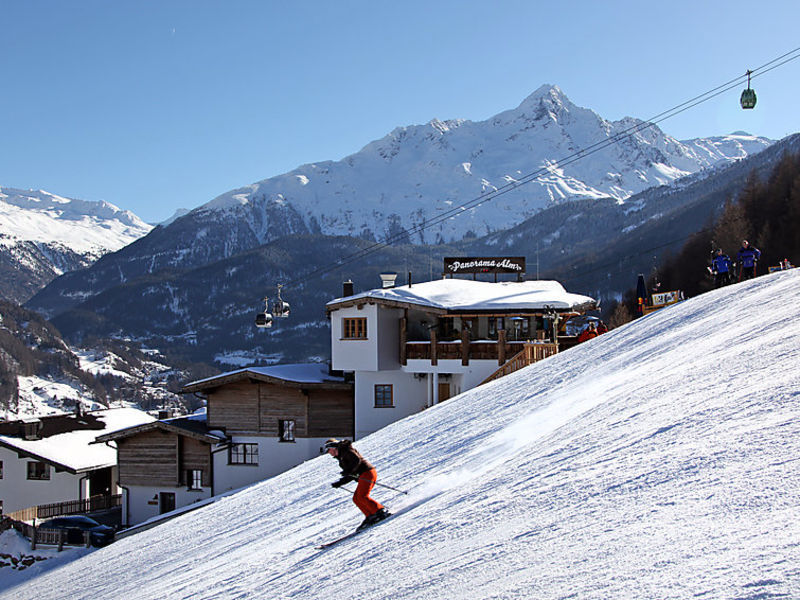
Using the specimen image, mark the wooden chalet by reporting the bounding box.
[100,363,353,527]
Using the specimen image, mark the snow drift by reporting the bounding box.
[6,270,800,599]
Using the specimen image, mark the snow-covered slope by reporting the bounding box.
[8,270,799,599]
[0,187,151,260]
[0,188,152,303]
[198,85,771,244]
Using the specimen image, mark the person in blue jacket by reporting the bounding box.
[736,240,761,281]
[711,248,732,288]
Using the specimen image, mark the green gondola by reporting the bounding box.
[740,88,757,109]
[740,70,757,109]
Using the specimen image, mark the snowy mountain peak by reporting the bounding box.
[0,187,153,302]
[186,85,771,246]
[0,188,152,252]
[515,83,571,114]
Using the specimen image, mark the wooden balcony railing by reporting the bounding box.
[403,328,556,367]
[478,342,559,385]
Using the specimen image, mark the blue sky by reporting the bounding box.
[2,1,799,224]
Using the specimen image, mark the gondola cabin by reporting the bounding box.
[740,70,756,109]
[740,87,757,109]
[255,311,273,328]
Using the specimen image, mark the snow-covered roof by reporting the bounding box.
[326,278,596,312]
[96,411,225,445]
[0,407,155,473]
[182,363,349,393]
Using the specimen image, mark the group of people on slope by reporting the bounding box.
[577,320,608,343]
[710,240,762,288]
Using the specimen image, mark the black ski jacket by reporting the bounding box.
[335,440,374,478]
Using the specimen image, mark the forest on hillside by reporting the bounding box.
[608,150,800,324]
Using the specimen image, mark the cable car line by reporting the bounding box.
[258,46,800,317]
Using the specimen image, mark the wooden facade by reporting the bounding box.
[116,429,212,488]
[206,379,353,439]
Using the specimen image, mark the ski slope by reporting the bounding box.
[6,270,800,599]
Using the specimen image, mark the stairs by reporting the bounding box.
[479,342,558,386]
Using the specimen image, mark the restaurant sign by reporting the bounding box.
[443,257,526,275]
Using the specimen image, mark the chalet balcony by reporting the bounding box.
[402,335,559,366]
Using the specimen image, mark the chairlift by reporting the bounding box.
[255,297,273,329]
[740,70,757,109]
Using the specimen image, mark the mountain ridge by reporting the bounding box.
[0,188,152,303]
[23,85,773,320]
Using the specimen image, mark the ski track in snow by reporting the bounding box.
[5,271,800,599]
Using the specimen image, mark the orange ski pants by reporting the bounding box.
[353,468,383,517]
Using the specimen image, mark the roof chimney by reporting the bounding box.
[342,280,354,297]
[379,272,398,289]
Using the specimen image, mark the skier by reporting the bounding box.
[711,248,732,288]
[736,240,761,281]
[325,438,391,530]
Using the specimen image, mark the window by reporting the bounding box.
[488,317,505,339]
[279,419,296,442]
[187,469,203,490]
[374,384,394,408]
[343,318,367,339]
[27,461,50,480]
[229,443,259,465]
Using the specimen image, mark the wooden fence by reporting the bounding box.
[5,494,121,523]
[0,515,91,551]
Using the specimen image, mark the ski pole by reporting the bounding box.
[354,476,409,495]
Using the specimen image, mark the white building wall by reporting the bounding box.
[0,446,83,514]
[212,436,331,494]
[354,371,428,440]
[351,359,502,439]
[330,305,379,372]
[403,359,500,391]
[124,484,211,528]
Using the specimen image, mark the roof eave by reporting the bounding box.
[95,421,224,444]
[181,370,352,394]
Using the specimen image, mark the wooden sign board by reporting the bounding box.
[443,257,526,276]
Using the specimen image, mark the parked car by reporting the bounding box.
[38,515,115,547]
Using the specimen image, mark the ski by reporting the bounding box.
[315,514,394,549]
